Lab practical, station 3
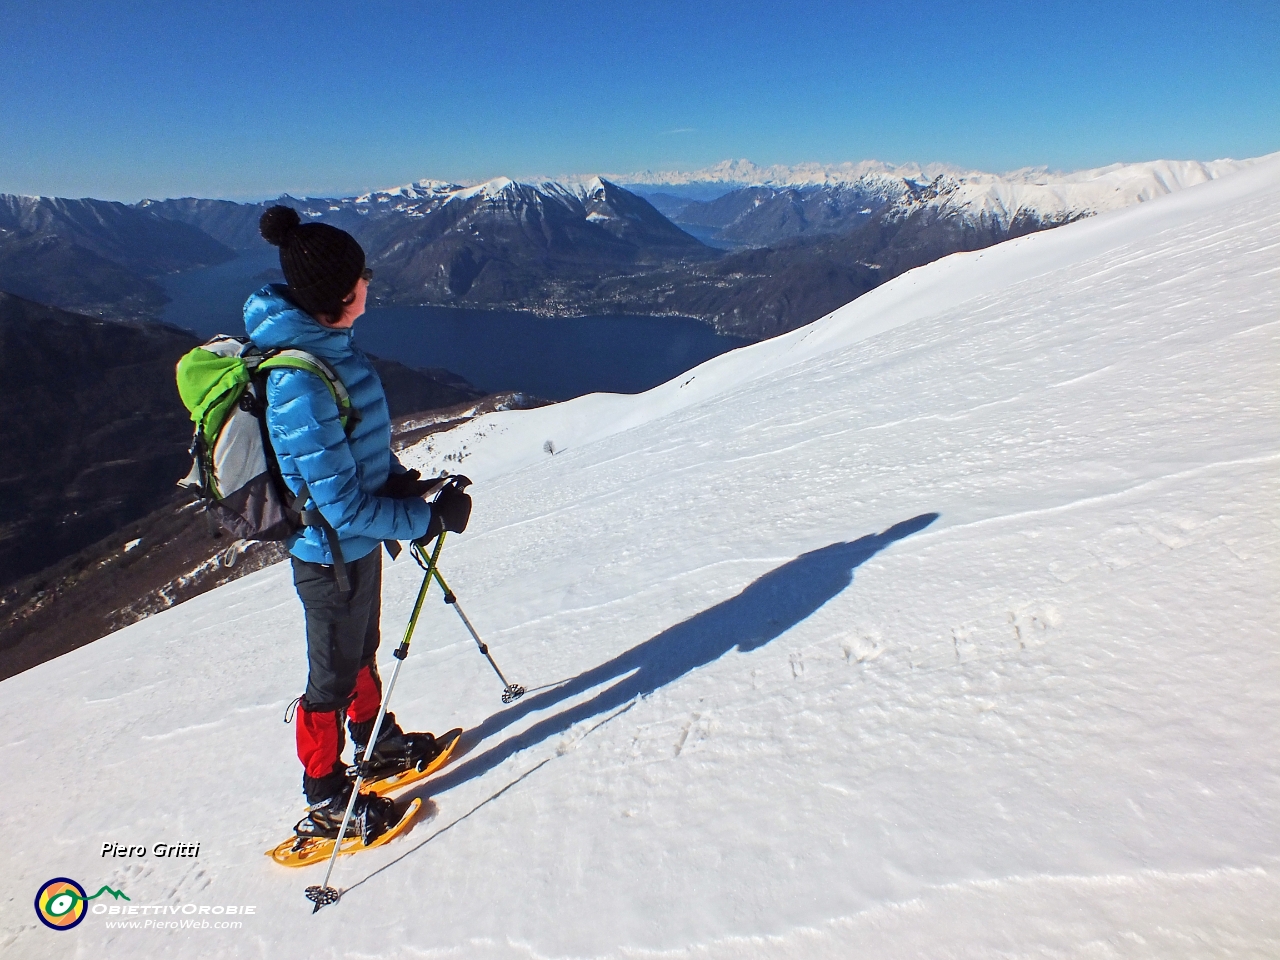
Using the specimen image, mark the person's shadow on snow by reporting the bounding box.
[428,513,938,795]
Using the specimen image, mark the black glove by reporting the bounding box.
[377,468,437,499]
[413,476,472,544]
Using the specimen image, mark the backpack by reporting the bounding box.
[176,335,359,586]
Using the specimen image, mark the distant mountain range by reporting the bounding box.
[613,154,1265,190]
[0,194,235,319]
[572,156,1270,335]
[624,156,1268,247]
[141,176,711,300]
[2,154,1269,339]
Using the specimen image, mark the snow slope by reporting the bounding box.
[3,157,1278,959]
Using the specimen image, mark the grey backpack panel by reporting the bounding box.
[209,388,271,502]
[210,470,296,542]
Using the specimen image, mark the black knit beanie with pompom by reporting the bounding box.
[259,205,365,318]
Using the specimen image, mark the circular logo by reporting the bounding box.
[35,878,87,931]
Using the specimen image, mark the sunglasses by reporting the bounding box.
[339,268,375,307]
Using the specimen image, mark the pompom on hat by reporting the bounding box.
[259,205,365,318]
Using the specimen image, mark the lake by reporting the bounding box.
[161,253,748,402]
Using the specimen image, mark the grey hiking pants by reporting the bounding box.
[291,549,383,712]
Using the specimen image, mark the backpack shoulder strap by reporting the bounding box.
[257,350,358,432]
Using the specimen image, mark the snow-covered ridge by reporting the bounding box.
[619,154,1280,228]
[363,152,1278,230]
[905,155,1277,224]
[357,175,611,206]
[610,154,1274,190]
[345,175,623,224]
[612,157,976,187]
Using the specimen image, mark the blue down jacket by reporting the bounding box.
[244,285,431,566]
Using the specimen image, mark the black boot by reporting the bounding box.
[302,763,348,807]
[349,712,440,777]
[297,768,399,844]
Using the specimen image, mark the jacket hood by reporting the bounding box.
[244,284,353,362]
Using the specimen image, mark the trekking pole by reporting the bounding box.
[305,533,448,912]
[429,564,525,704]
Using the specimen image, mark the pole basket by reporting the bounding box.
[305,885,340,910]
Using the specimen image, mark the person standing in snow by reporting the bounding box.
[250,205,471,840]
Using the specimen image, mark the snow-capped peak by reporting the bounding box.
[453,177,517,202]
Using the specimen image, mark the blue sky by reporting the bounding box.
[2,0,1276,201]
